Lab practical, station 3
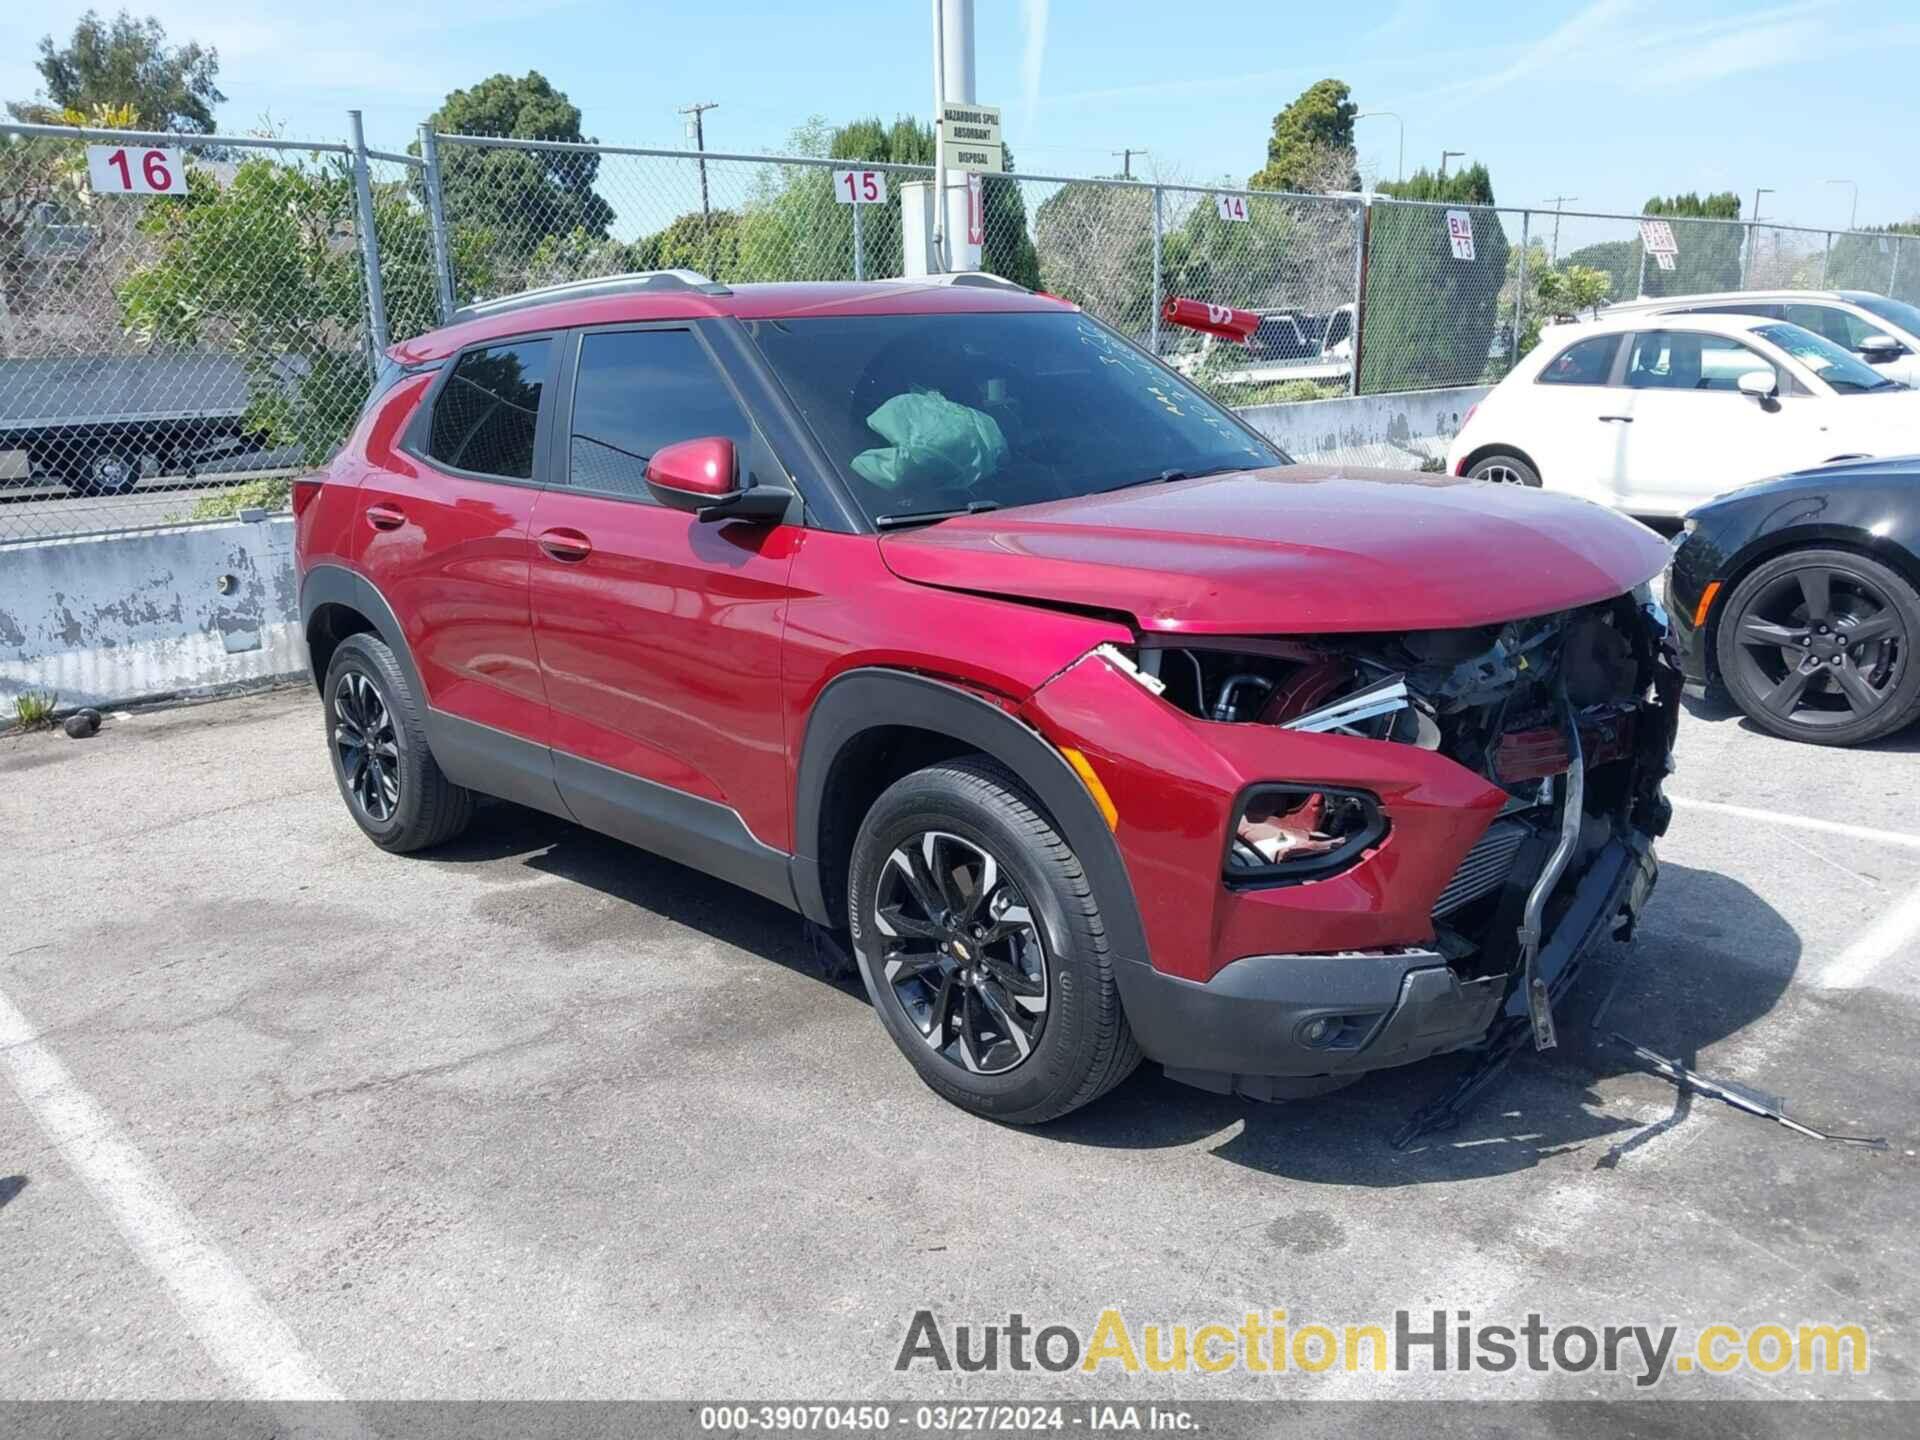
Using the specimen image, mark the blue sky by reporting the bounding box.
[6,0,1920,233]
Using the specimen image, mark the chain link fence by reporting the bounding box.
[6,115,1920,543]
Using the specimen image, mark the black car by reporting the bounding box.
[1668,456,1920,745]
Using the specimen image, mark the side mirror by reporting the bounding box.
[644,436,788,523]
[1859,335,1904,363]
[1736,370,1779,400]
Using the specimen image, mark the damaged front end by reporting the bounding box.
[1068,587,1682,1102]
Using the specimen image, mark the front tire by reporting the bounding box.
[847,757,1139,1124]
[1466,452,1541,488]
[1715,547,1920,746]
[322,632,476,851]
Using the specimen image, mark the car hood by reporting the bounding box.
[877,466,1671,634]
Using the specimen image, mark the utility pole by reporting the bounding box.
[1543,194,1578,264]
[1825,178,1858,231]
[931,0,977,271]
[680,101,719,218]
[1439,149,1464,183]
[1111,148,1148,180]
[1356,111,1402,184]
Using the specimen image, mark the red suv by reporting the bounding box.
[294,270,1679,1123]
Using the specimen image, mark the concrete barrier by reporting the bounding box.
[0,515,305,714]
[0,387,1483,716]
[1239,383,1490,469]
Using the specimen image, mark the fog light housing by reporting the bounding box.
[1225,785,1387,886]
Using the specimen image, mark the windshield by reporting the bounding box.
[745,310,1285,525]
[1753,322,1902,394]
[1852,292,1920,339]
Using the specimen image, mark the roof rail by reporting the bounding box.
[911,271,1030,293]
[452,269,731,323]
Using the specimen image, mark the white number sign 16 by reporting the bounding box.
[833,170,886,205]
[86,145,184,196]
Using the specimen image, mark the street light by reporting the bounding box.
[1439,149,1465,182]
[1752,187,1774,223]
[1826,178,1859,231]
[1356,111,1403,184]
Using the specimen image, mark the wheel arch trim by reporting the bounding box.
[298,564,423,699]
[790,668,1150,966]
[1458,442,1541,481]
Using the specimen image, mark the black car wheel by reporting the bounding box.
[322,632,476,851]
[846,756,1139,1124]
[1466,453,1541,488]
[1715,547,1920,746]
[70,448,144,497]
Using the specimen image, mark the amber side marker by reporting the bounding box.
[1693,580,1722,629]
[1060,746,1119,830]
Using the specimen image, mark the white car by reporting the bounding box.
[1602,289,1920,388]
[1445,312,1920,517]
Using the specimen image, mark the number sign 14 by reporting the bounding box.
[1216,194,1250,223]
[833,170,887,204]
[86,145,184,196]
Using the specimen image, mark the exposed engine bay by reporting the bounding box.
[1125,589,1681,1038]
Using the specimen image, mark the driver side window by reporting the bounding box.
[565,328,757,501]
[1625,330,1780,393]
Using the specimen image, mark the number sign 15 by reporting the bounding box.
[833,170,886,205]
[86,145,184,196]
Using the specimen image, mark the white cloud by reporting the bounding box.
[1019,0,1050,128]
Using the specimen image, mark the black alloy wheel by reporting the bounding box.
[872,829,1050,1076]
[1716,548,1920,746]
[332,670,400,823]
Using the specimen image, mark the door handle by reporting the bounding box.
[537,527,593,563]
[365,502,406,530]
[1598,415,1634,423]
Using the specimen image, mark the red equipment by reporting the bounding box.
[1162,297,1259,343]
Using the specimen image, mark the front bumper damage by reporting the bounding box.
[1117,833,1659,1101]
[1024,587,1682,1103]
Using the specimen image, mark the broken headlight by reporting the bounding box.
[1225,784,1387,885]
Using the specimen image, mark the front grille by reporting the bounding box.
[1433,817,1529,917]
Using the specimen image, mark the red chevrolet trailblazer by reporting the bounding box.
[293,270,1679,1123]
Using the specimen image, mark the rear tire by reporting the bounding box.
[1466,453,1541,488]
[847,756,1140,1124]
[322,632,476,851]
[69,447,143,497]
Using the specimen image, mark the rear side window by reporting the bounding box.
[427,340,550,480]
[1536,335,1619,385]
[565,329,755,500]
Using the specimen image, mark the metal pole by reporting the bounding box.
[1822,231,1833,288]
[1350,196,1372,396]
[852,195,864,281]
[347,110,390,366]
[1892,236,1904,299]
[417,125,456,324]
[1150,185,1163,355]
[1636,242,1648,300]
[1740,223,1753,288]
[931,0,947,267]
[1513,210,1529,370]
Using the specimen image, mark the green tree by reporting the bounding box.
[1362,161,1508,392]
[633,210,742,278]
[116,153,466,483]
[1031,178,1155,336]
[427,73,614,265]
[1376,161,1495,205]
[14,10,224,131]
[1248,79,1358,193]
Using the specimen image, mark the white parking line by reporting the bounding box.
[1819,880,1920,990]
[1667,795,1920,851]
[0,986,345,1403]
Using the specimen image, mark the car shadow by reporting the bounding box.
[421,806,1797,1188]
[1683,682,1920,752]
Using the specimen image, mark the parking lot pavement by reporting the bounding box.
[2,686,1917,1405]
